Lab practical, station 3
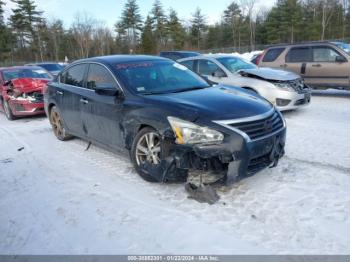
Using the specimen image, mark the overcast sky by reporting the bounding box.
[3,0,277,28]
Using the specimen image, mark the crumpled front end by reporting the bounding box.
[2,78,47,116]
[140,109,286,185]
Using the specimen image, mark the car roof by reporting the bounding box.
[72,55,169,66]
[0,66,45,71]
[180,54,241,60]
[160,51,200,54]
[27,62,61,65]
[265,41,338,49]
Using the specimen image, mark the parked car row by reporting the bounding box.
[43,55,286,184]
[3,42,346,186]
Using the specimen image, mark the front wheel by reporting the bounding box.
[49,106,72,141]
[3,99,16,121]
[130,127,163,182]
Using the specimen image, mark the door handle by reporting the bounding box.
[312,64,322,67]
[280,64,288,68]
[80,98,89,104]
[56,91,63,95]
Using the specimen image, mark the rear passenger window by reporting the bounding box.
[180,60,195,71]
[87,64,116,89]
[262,48,285,62]
[286,47,312,62]
[61,64,86,87]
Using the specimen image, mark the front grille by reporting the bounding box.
[228,111,284,140]
[294,98,306,106]
[28,92,43,103]
[286,79,308,93]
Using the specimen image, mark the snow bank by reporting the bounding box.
[206,50,263,61]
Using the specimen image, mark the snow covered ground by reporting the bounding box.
[0,92,350,255]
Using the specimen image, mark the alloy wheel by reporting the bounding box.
[50,110,64,138]
[135,132,161,166]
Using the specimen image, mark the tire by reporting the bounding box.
[49,106,72,141]
[130,127,163,182]
[3,99,16,121]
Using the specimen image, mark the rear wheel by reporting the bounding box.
[130,127,162,182]
[3,100,16,121]
[49,106,72,141]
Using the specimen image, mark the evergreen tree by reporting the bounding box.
[0,0,4,25]
[206,24,222,49]
[223,2,242,48]
[0,0,14,63]
[141,15,156,54]
[10,0,43,60]
[167,8,185,50]
[190,7,207,49]
[117,0,142,49]
[265,0,304,43]
[150,0,168,50]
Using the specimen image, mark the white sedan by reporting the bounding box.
[178,54,311,111]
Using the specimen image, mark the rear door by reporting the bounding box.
[80,63,124,149]
[284,46,312,79]
[59,63,88,137]
[307,45,350,88]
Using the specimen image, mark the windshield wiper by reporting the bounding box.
[168,86,210,94]
[141,86,210,95]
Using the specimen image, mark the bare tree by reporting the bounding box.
[320,0,336,40]
[239,0,257,51]
[71,12,97,58]
[93,23,114,56]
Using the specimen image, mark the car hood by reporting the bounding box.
[9,78,50,93]
[147,85,272,121]
[239,67,300,81]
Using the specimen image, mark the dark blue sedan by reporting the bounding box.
[44,55,286,184]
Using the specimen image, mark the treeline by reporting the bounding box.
[0,0,350,64]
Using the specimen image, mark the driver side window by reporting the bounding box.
[312,46,344,62]
[86,64,117,89]
[198,60,225,76]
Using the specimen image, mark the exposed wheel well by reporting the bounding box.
[138,124,154,132]
[48,103,56,116]
[125,124,156,150]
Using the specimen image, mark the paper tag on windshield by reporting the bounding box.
[173,63,187,71]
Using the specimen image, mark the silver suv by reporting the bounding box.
[178,55,311,111]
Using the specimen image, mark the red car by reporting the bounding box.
[0,66,53,120]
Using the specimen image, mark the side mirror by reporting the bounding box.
[212,70,226,78]
[94,83,122,97]
[200,75,218,85]
[335,56,346,63]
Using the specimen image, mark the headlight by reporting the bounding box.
[167,116,224,145]
[274,82,295,91]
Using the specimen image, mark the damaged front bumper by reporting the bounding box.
[140,109,286,185]
[7,96,45,116]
